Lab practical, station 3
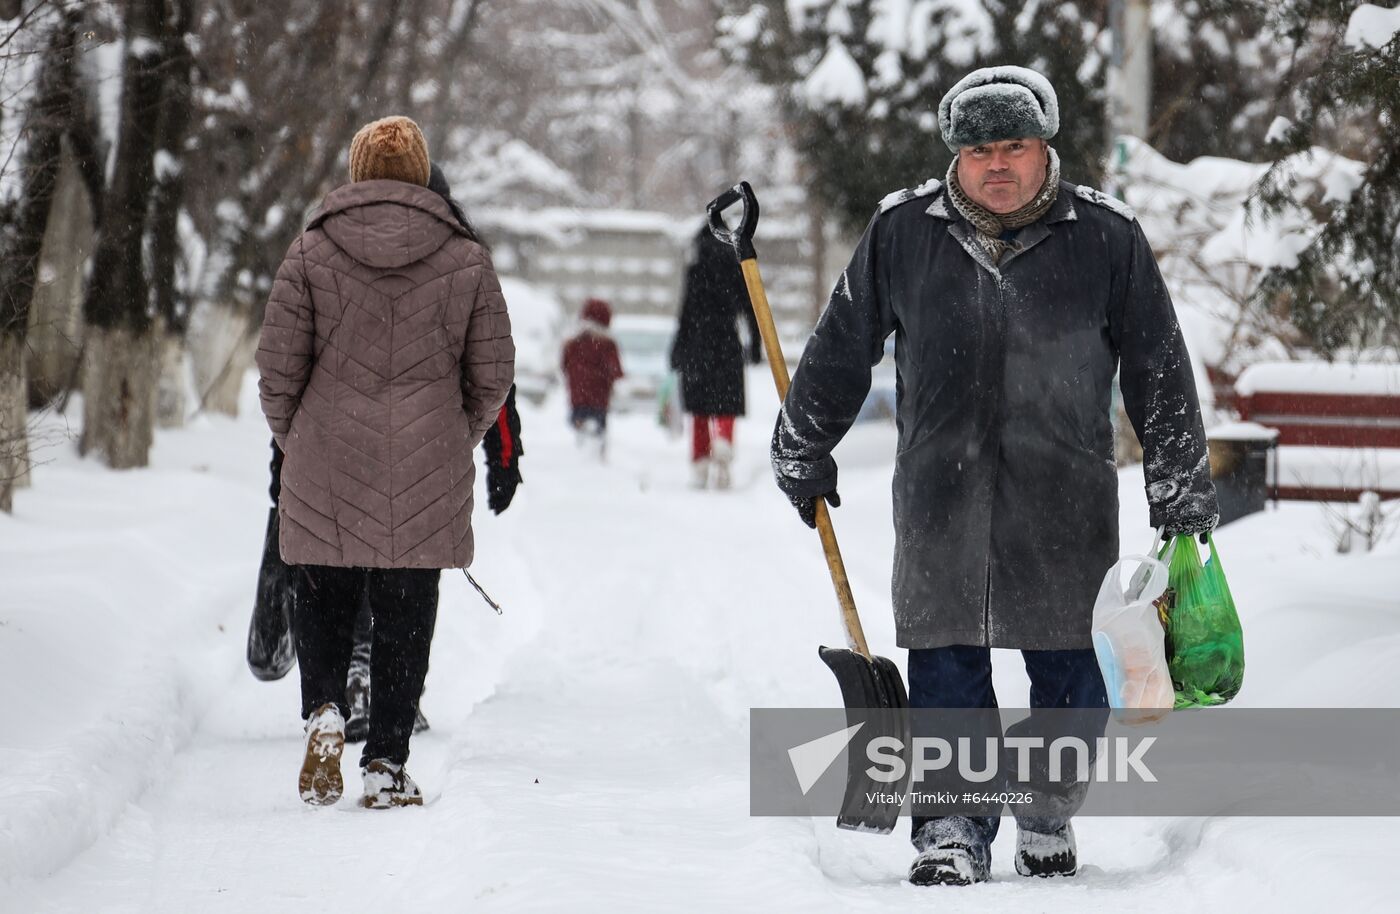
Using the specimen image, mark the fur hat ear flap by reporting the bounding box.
[938,66,1059,152]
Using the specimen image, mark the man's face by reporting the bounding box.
[955,138,1049,214]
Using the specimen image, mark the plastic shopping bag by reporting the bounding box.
[1092,554,1175,725]
[1159,534,1245,709]
[657,371,684,439]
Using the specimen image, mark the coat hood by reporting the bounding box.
[309,180,468,269]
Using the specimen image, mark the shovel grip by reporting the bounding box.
[706,181,759,261]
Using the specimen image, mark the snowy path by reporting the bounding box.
[3,371,1399,911]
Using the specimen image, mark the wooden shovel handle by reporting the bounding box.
[737,258,873,660]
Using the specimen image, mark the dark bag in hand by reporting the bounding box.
[247,507,298,681]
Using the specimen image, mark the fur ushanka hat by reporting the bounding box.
[938,66,1059,152]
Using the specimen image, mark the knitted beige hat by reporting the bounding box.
[348,116,431,186]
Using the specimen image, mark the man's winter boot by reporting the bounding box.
[711,439,733,490]
[344,673,370,743]
[910,819,991,886]
[298,703,346,806]
[359,759,423,809]
[909,843,991,886]
[1015,823,1077,877]
[689,458,710,489]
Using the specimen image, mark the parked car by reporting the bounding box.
[610,313,676,414]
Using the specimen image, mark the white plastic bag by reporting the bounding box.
[1091,552,1175,724]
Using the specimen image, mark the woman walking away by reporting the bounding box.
[670,225,762,490]
[256,115,513,809]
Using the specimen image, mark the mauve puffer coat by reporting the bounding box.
[256,179,514,569]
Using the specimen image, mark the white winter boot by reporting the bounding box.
[298,703,346,806]
[690,458,710,489]
[359,759,423,809]
[710,439,734,490]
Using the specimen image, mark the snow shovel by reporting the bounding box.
[707,181,909,834]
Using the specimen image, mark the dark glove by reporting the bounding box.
[1162,513,1218,544]
[487,466,521,515]
[748,341,763,365]
[268,439,284,505]
[788,489,840,529]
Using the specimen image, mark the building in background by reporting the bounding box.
[475,205,848,341]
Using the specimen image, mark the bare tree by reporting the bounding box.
[79,0,170,468]
[182,0,413,416]
[149,0,196,426]
[0,5,83,510]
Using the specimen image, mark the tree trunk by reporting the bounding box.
[0,11,82,510]
[79,325,158,468]
[154,325,190,428]
[0,336,29,512]
[203,331,256,417]
[146,0,197,428]
[27,141,95,407]
[188,299,253,417]
[79,0,168,468]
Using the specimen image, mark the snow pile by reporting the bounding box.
[865,0,993,65]
[789,0,996,109]
[1117,136,1365,376]
[444,133,587,209]
[799,37,867,108]
[499,276,565,389]
[1236,360,1400,397]
[1346,3,1400,50]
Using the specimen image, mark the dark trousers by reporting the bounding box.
[293,565,440,767]
[570,406,609,432]
[907,644,1109,849]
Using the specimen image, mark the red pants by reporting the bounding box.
[691,415,735,462]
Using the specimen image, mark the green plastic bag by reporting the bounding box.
[1158,534,1245,709]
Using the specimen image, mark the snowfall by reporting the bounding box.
[3,355,1399,911]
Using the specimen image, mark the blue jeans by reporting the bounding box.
[908,645,1108,850]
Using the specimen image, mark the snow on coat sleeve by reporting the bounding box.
[256,236,314,451]
[771,213,895,497]
[1113,222,1219,530]
[461,248,515,447]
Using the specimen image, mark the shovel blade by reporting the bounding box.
[819,646,911,834]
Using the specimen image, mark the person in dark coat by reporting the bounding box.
[770,66,1218,885]
[670,226,762,489]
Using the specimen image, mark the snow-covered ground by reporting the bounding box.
[3,368,1399,912]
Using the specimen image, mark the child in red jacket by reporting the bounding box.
[561,298,624,453]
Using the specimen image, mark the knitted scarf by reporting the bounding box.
[946,147,1061,262]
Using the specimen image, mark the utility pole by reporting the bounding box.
[1106,0,1153,194]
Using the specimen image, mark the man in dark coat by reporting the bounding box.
[771,66,1218,885]
[671,226,762,489]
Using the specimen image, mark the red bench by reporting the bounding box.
[1233,362,1400,502]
